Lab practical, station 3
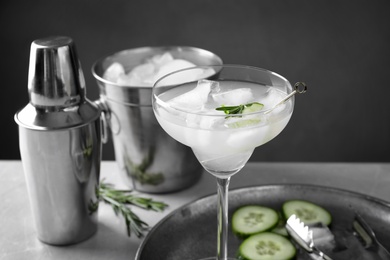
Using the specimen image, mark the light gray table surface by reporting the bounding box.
[1,160,390,260]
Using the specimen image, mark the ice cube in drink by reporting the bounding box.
[212,88,254,105]
[154,79,293,175]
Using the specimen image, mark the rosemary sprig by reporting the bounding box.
[216,102,263,118]
[97,180,168,238]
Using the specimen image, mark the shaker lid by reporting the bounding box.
[15,101,101,130]
[15,36,100,130]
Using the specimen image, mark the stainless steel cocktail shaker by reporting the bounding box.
[14,36,103,245]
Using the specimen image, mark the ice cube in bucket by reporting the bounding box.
[92,46,222,193]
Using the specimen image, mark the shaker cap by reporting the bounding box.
[15,36,100,130]
[28,36,86,108]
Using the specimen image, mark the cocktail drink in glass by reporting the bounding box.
[152,65,302,259]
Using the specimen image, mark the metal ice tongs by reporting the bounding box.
[286,214,333,260]
[353,213,390,260]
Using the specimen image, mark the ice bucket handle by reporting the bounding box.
[95,99,109,144]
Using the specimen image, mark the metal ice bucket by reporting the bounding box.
[92,46,223,193]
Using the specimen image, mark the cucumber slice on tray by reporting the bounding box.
[232,200,332,259]
[232,205,279,238]
[282,199,332,226]
[270,212,289,237]
[238,232,296,260]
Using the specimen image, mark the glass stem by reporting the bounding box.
[216,177,231,260]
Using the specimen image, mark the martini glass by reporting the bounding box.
[152,65,301,260]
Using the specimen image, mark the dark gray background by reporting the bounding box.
[2,0,390,162]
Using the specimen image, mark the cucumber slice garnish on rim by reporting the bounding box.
[237,232,296,260]
[282,200,332,226]
[232,205,279,238]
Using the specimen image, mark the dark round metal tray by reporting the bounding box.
[136,184,390,260]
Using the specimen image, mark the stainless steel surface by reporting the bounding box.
[286,214,333,260]
[17,123,102,245]
[15,36,101,130]
[28,36,85,109]
[92,46,222,193]
[136,184,390,260]
[14,36,102,245]
[353,213,390,260]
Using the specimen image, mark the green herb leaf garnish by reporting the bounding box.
[94,180,168,238]
[216,102,264,118]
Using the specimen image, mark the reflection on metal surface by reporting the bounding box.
[15,36,103,245]
[92,46,220,193]
[123,146,164,186]
[136,185,390,260]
